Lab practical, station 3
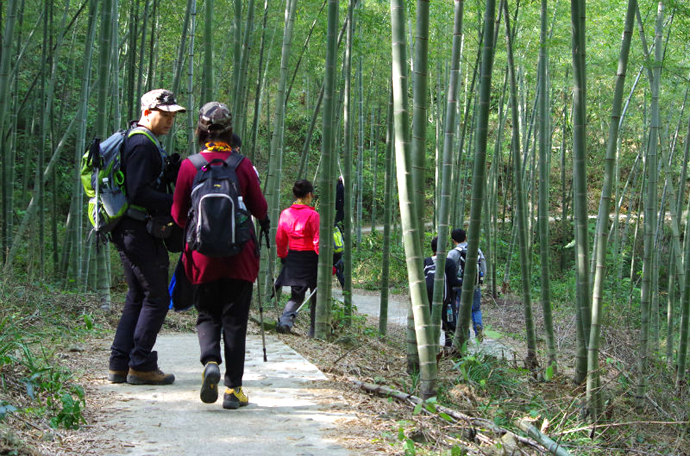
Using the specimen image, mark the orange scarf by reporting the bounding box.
[204,141,232,152]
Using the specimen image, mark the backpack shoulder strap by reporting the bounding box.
[187,153,208,170]
[127,126,161,150]
[224,152,245,169]
[123,126,165,180]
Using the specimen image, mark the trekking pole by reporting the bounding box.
[88,138,103,250]
[294,286,318,315]
[257,278,268,362]
[257,223,271,362]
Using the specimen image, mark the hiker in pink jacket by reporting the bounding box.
[274,179,320,336]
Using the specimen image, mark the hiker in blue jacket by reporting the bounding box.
[108,89,186,386]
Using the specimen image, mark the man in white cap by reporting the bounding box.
[108,89,186,386]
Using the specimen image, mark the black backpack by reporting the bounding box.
[424,256,452,305]
[452,245,482,286]
[185,152,252,257]
[423,256,437,304]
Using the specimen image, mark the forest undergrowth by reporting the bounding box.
[0,266,688,455]
[278,292,689,456]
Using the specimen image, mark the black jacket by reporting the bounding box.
[122,127,172,216]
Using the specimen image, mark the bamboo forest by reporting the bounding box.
[1,0,689,455]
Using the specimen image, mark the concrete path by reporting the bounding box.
[97,334,353,456]
[332,288,514,359]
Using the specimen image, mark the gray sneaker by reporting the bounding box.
[276,321,291,334]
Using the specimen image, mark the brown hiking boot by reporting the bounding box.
[127,368,175,385]
[108,369,127,383]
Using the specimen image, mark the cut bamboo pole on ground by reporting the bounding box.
[353,379,571,456]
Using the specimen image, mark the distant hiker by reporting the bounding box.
[232,133,261,182]
[108,89,186,386]
[423,236,462,347]
[335,175,344,226]
[171,101,269,410]
[231,133,242,152]
[275,179,320,336]
[447,228,486,342]
[332,223,345,288]
[333,176,345,287]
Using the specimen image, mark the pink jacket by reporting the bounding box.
[275,204,320,258]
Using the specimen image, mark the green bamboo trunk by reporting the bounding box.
[677,186,690,389]
[379,91,394,336]
[390,0,437,398]
[135,0,150,103]
[93,0,115,307]
[232,0,242,115]
[411,0,429,245]
[341,0,355,324]
[503,0,538,369]
[164,0,193,152]
[314,0,339,339]
[263,0,298,304]
[186,0,197,155]
[201,0,214,104]
[587,0,635,420]
[0,0,19,262]
[454,0,496,352]
[432,0,464,347]
[675,115,690,387]
[637,1,664,404]
[370,108,378,232]
[248,0,271,163]
[234,0,256,134]
[356,56,364,246]
[570,0,590,384]
[537,0,558,374]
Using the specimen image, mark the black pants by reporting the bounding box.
[195,278,252,388]
[109,219,170,372]
[333,252,344,288]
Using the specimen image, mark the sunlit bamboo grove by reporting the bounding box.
[1,0,690,422]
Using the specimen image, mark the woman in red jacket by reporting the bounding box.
[171,101,268,410]
[275,179,320,336]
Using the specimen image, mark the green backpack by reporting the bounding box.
[333,224,344,254]
[80,127,156,237]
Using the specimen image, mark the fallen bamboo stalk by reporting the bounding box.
[517,418,572,456]
[351,379,569,455]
